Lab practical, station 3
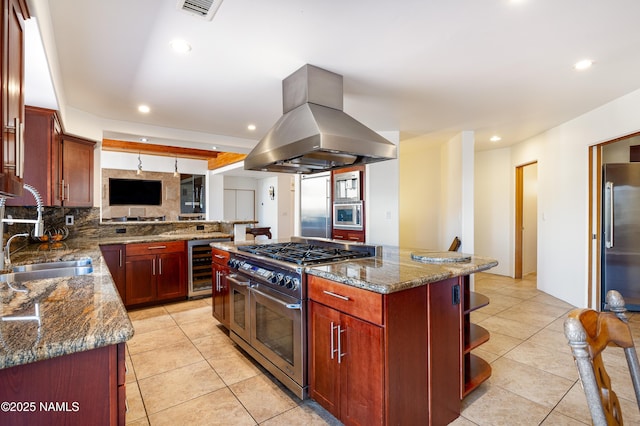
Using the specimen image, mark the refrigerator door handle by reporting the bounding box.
[605,181,614,248]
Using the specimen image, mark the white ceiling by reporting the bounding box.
[25,0,640,153]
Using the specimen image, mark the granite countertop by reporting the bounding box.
[0,231,232,370]
[99,231,232,245]
[211,240,498,295]
[0,239,132,370]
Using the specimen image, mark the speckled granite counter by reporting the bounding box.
[0,231,231,370]
[211,240,498,294]
[0,239,132,370]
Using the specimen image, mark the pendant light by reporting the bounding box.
[174,157,179,177]
[136,153,143,175]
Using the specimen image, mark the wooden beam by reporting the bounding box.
[208,152,247,170]
[102,139,219,160]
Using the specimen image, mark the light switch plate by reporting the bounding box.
[65,215,74,226]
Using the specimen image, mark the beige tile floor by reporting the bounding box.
[123,272,640,425]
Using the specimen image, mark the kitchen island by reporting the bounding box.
[213,239,497,425]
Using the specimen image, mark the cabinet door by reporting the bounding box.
[309,301,342,418]
[156,251,186,301]
[341,313,384,426]
[0,0,27,197]
[428,277,462,425]
[212,264,230,327]
[100,244,126,304]
[125,254,156,306]
[61,137,94,207]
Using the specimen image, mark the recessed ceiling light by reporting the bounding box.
[490,135,502,142]
[574,59,594,71]
[139,137,148,142]
[211,146,218,150]
[138,105,150,113]
[170,39,192,54]
[247,124,256,131]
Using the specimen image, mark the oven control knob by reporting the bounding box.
[275,273,285,286]
[290,277,300,290]
[284,276,298,290]
[269,272,278,284]
[227,259,236,268]
[284,276,292,288]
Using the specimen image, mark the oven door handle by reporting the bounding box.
[251,287,302,310]
[228,274,250,286]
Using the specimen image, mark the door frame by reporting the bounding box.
[515,161,537,279]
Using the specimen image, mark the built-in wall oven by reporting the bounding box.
[226,237,379,399]
[187,238,230,298]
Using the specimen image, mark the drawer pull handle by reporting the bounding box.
[214,254,226,259]
[323,290,350,301]
[147,245,167,250]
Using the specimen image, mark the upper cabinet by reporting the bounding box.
[0,0,29,197]
[6,106,96,207]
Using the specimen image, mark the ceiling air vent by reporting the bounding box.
[176,0,223,21]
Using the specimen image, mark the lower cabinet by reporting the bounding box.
[211,248,230,327]
[0,343,126,425]
[100,244,126,304]
[125,241,187,307]
[308,275,463,425]
[309,301,384,425]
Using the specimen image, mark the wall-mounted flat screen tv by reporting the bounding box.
[109,178,162,206]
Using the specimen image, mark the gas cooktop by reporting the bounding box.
[237,241,372,266]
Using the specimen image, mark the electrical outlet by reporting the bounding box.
[65,215,74,226]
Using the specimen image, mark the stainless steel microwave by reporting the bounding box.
[333,202,363,230]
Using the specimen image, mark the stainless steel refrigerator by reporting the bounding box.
[300,172,331,238]
[602,163,640,310]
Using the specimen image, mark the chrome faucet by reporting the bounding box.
[0,184,45,269]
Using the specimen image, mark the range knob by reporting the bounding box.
[289,277,300,290]
[284,276,292,289]
[269,272,278,284]
[275,273,285,286]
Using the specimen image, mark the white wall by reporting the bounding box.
[398,136,442,249]
[366,131,400,247]
[475,148,512,276]
[476,87,640,309]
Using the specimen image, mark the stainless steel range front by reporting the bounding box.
[226,237,379,399]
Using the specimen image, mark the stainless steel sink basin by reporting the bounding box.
[0,265,93,283]
[11,258,92,273]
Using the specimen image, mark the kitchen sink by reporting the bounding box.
[11,258,92,273]
[0,265,93,284]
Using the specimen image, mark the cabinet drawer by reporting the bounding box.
[211,248,230,266]
[126,240,185,256]
[308,275,383,325]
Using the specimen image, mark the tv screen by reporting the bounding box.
[109,178,162,206]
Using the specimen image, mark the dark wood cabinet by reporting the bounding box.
[0,0,29,197]
[58,134,95,207]
[5,107,95,207]
[331,228,365,242]
[100,244,126,303]
[211,247,230,327]
[308,274,465,425]
[0,342,126,425]
[125,241,187,307]
[309,301,384,425]
[6,106,60,206]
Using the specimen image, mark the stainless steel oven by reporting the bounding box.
[227,255,306,399]
[226,237,381,400]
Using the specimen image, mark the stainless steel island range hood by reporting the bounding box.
[244,64,397,174]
